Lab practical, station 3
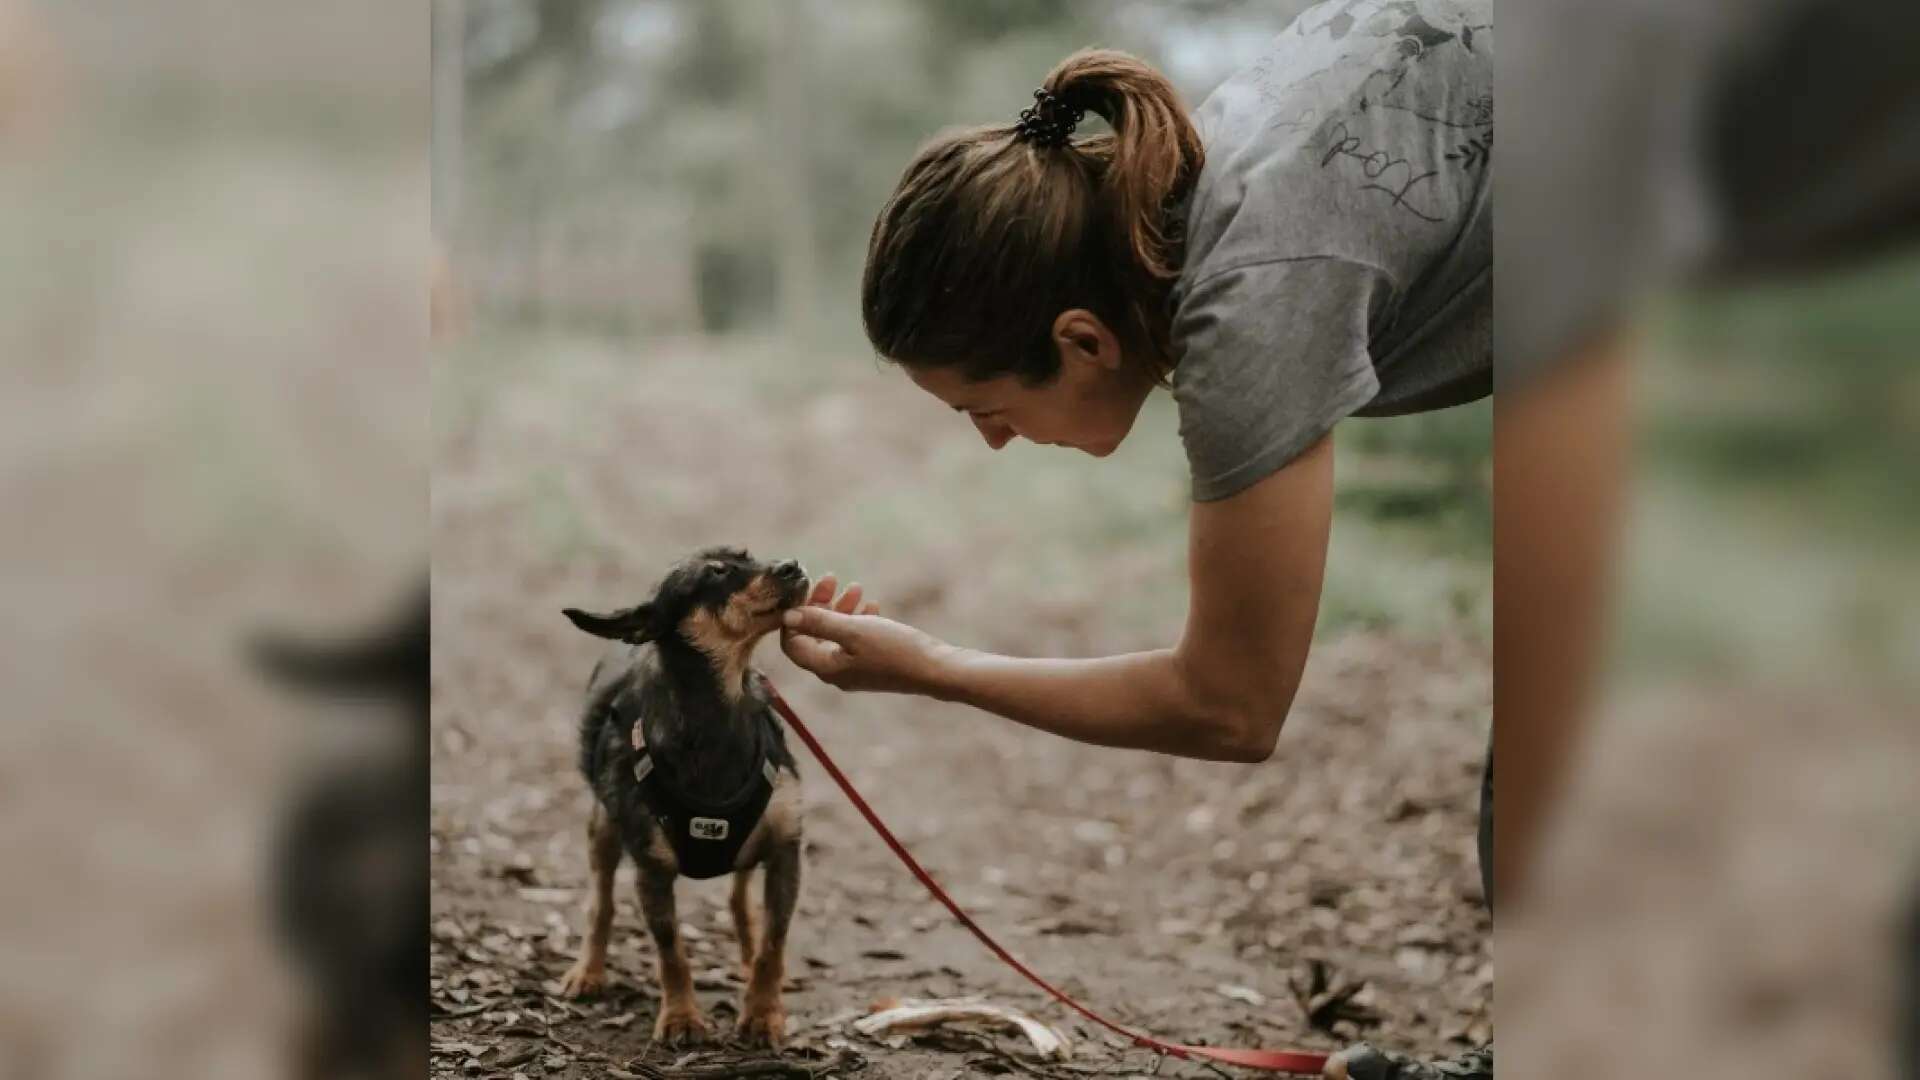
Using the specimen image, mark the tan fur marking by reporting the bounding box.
[558,805,622,998]
[680,581,787,700]
[733,767,802,871]
[679,608,751,701]
[640,824,679,876]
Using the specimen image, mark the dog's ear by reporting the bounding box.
[562,603,656,644]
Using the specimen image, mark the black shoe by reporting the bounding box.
[1325,1042,1492,1079]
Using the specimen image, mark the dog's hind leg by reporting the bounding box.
[558,804,621,998]
[637,860,711,1045]
[738,838,800,1047]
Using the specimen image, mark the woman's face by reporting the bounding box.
[905,311,1157,458]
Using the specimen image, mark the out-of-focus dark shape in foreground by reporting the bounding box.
[254,585,429,1080]
[1,0,423,1076]
[1502,0,1920,385]
[253,583,431,720]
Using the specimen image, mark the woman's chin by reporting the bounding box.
[1078,439,1121,458]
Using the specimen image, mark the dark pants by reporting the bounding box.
[1906,872,1919,1080]
[1478,738,1493,915]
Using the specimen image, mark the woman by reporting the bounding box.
[781,4,1491,1076]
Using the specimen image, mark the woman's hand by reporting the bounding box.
[778,574,956,695]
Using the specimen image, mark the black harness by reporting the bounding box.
[628,716,778,880]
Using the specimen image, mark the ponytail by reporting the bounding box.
[1044,49,1205,286]
[863,49,1204,384]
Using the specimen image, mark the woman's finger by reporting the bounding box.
[858,602,880,616]
[806,573,839,607]
[779,631,845,675]
[833,583,865,615]
[782,605,863,644]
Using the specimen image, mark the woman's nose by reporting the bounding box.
[971,415,1016,450]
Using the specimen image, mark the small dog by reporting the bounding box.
[557,547,811,1048]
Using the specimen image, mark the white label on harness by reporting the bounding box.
[689,817,729,841]
[633,755,654,783]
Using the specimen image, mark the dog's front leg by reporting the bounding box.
[738,837,800,1047]
[637,862,711,1045]
[729,867,759,981]
[559,804,621,997]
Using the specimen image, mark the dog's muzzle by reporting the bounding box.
[771,560,808,602]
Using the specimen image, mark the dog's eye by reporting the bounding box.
[704,562,727,580]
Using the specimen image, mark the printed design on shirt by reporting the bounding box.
[1296,0,1489,54]
[1242,2,1490,222]
[1444,129,1492,171]
[1247,52,1326,136]
[1359,65,1494,133]
[1314,2,1492,222]
[1320,119,1447,223]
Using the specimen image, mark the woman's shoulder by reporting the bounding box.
[1180,0,1492,294]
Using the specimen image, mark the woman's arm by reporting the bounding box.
[779,435,1334,762]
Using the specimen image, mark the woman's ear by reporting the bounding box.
[562,603,656,644]
[1052,309,1124,371]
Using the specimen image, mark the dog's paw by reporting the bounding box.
[653,1005,713,1046]
[736,1000,786,1048]
[556,960,607,999]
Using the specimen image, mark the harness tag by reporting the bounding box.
[633,754,654,783]
[689,816,729,841]
[763,761,778,786]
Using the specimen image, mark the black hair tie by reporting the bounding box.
[1014,86,1084,148]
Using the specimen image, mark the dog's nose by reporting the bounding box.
[772,560,804,581]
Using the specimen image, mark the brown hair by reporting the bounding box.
[861,49,1205,385]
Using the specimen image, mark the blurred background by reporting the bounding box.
[9,0,1912,1077]
[430,1,1491,1078]
[1,1,423,1078]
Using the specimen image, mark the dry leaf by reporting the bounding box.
[1215,983,1266,1007]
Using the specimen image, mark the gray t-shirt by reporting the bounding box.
[1170,0,1493,501]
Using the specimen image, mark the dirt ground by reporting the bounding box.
[430,334,1492,1079]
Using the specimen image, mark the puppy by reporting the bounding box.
[557,547,810,1048]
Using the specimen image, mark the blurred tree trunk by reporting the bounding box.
[431,0,463,243]
[766,0,818,339]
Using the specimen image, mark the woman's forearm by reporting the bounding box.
[924,646,1276,763]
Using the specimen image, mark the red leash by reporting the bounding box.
[763,680,1330,1075]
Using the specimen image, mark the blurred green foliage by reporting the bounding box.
[1622,252,1920,686]
[453,0,1311,332]
[1651,253,1920,532]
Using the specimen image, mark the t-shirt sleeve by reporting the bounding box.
[1170,257,1388,502]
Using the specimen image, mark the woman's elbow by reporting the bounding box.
[1202,705,1289,763]
[1173,652,1298,762]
